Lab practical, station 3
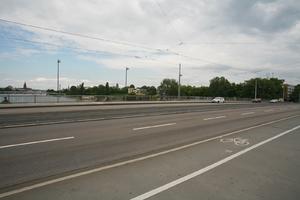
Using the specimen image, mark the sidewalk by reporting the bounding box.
[0,100,224,109]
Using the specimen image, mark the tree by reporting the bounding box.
[290,84,300,102]
[105,82,110,95]
[141,85,157,95]
[209,77,232,97]
[78,83,85,95]
[129,84,135,88]
[241,78,284,99]
[69,86,78,95]
[158,79,178,96]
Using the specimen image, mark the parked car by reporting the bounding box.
[211,97,225,103]
[252,98,262,103]
[270,99,279,103]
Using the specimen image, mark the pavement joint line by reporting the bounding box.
[264,109,274,112]
[0,115,299,198]
[0,137,75,149]
[133,123,177,131]
[241,112,255,115]
[203,116,226,121]
[130,124,300,200]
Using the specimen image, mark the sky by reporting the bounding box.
[0,0,300,89]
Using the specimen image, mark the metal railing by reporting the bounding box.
[0,94,251,104]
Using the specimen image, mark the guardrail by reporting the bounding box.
[0,94,251,104]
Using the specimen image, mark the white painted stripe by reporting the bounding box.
[0,137,75,149]
[131,124,300,200]
[133,123,176,131]
[203,116,226,121]
[0,115,298,198]
[241,112,255,115]
[75,118,105,122]
[112,115,146,119]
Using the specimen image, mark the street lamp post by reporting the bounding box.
[178,63,182,99]
[57,59,61,93]
[282,84,285,102]
[125,67,129,87]
[254,79,257,99]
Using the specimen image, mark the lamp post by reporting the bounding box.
[125,67,129,87]
[178,63,182,99]
[282,84,285,102]
[57,59,61,93]
[254,79,257,99]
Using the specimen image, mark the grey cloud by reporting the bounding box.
[223,0,300,34]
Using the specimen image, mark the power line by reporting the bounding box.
[0,35,185,67]
[1,36,135,58]
[152,0,183,44]
[0,18,232,67]
[0,18,160,53]
[180,41,300,45]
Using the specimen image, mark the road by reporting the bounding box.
[0,103,300,199]
[0,102,274,127]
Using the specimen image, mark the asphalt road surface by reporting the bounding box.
[0,103,300,199]
[0,102,278,127]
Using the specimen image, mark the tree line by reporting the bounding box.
[45,76,300,101]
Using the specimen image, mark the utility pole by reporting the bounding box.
[178,63,182,99]
[282,84,285,101]
[57,59,61,93]
[254,79,257,99]
[125,67,129,87]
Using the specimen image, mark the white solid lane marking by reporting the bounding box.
[133,123,176,131]
[0,115,298,198]
[0,137,75,149]
[131,124,300,200]
[241,112,255,115]
[203,116,226,121]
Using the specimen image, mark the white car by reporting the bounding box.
[211,97,225,103]
[270,99,279,103]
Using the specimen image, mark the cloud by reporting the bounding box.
[0,0,300,87]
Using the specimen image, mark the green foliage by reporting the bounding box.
[158,79,178,96]
[64,82,127,95]
[209,77,233,97]
[242,78,284,99]
[141,85,157,95]
[290,84,300,102]
[50,76,291,100]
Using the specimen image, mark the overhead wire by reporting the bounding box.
[0,18,232,67]
[152,0,183,44]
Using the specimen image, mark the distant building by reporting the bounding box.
[128,87,147,95]
[0,82,46,95]
[283,84,294,101]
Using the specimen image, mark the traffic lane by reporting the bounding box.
[1,103,299,153]
[2,114,299,199]
[0,103,297,145]
[149,127,300,200]
[0,107,299,190]
[0,102,254,115]
[0,103,277,126]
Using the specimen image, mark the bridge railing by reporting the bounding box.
[0,94,251,104]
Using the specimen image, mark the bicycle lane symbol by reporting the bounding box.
[220,137,250,146]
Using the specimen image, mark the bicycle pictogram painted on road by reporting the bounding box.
[220,137,250,146]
